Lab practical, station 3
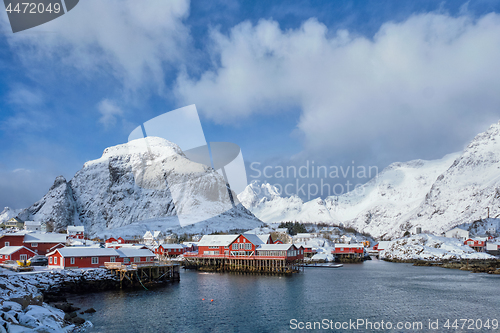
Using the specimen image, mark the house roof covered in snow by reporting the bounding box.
[375,241,391,250]
[49,247,120,257]
[198,235,239,247]
[257,244,295,251]
[335,243,364,248]
[160,244,185,249]
[24,233,67,244]
[115,248,155,258]
[67,226,84,233]
[241,234,265,246]
[0,246,36,255]
[256,234,272,243]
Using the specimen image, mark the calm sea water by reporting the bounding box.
[68,259,500,332]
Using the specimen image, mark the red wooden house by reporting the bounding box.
[302,245,316,258]
[0,246,37,263]
[105,237,119,244]
[332,244,365,258]
[0,233,26,248]
[47,247,120,268]
[23,233,67,254]
[464,238,486,252]
[47,247,156,268]
[115,248,156,264]
[155,244,187,257]
[256,244,303,261]
[67,226,84,239]
[195,235,239,257]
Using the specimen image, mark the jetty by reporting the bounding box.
[104,261,180,288]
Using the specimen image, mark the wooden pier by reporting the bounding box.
[183,256,302,275]
[104,261,180,288]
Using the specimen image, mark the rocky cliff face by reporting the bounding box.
[18,176,77,231]
[403,121,500,234]
[18,137,263,235]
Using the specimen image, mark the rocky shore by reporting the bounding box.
[383,258,500,274]
[0,269,119,332]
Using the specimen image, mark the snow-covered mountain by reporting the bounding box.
[0,207,22,223]
[239,121,500,239]
[18,137,263,236]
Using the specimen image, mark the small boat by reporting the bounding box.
[302,263,343,268]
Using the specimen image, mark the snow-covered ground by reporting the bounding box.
[0,268,115,332]
[381,234,495,261]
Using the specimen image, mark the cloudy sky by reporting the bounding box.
[1,0,500,209]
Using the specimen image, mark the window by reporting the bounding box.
[245,243,252,250]
[49,257,52,264]
[110,257,115,263]
[0,255,2,259]
[134,257,140,262]
[20,254,27,260]
[70,257,75,265]
[239,243,244,250]
[4,242,9,247]
[54,257,57,265]
[31,243,38,247]
[91,257,98,264]
[232,243,238,250]
[124,258,130,263]
[5,255,9,260]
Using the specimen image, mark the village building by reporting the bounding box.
[464,238,487,252]
[23,233,67,254]
[340,235,352,244]
[373,241,391,252]
[115,248,156,264]
[185,234,303,274]
[47,247,155,268]
[182,242,198,252]
[486,242,500,255]
[332,243,365,259]
[24,221,44,232]
[0,246,37,263]
[255,244,303,260]
[143,231,162,246]
[302,245,316,258]
[445,227,470,241]
[5,218,24,229]
[0,232,27,248]
[155,244,187,257]
[293,233,314,243]
[67,226,85,239]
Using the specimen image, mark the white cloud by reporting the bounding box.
[97,99,123,127]
[175,13,500,163]
[3,0,191,92]
[7,86,44,107]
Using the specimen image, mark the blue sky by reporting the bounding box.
[1,0,500,209]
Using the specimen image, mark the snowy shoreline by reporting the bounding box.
[0,268,118,332]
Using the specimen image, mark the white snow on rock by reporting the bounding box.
[239,120,500,239]
[0,207,22,224]
[0,268,112,332]
[18,137,264,236]
[381,234,494,261]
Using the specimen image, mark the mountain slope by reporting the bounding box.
[403,121,500,235]
[240,121,500,239]
[239,153,458,238]
[19,137,263,235]
[0,207,23,223]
